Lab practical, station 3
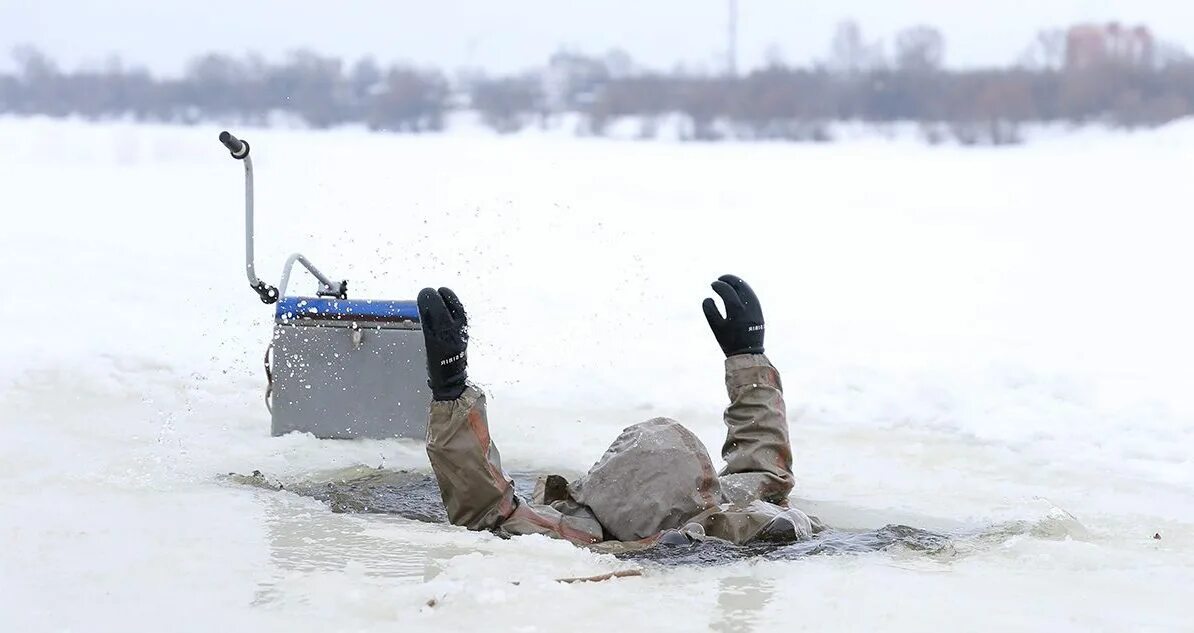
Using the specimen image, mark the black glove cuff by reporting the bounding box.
[429,362,468,401]
[431,381,467,401]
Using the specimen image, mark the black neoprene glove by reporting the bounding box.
[702,274,765,357]
[417,287,469,401]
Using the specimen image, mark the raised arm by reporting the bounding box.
[417,288,603,543]
[702,275,795,507]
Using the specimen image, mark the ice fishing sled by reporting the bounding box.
[218,131,428,440]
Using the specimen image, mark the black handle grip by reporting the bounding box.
[219,131,250,159]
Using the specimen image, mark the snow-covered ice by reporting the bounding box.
[2,117,1192,631]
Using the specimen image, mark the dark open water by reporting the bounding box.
[229,466,955,566]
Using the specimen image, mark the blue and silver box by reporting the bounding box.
[269,297,429,439]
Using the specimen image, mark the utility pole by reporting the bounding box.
[727,0,739,76]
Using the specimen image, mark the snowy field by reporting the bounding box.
[2,117,1193,631]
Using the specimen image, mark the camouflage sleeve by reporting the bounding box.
[717,354,796,507]
[425,386,604,544]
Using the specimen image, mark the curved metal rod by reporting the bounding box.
[278,253,338,298]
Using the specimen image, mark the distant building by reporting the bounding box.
[1066,22,1154,70]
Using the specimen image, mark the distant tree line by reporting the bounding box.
[0,48,448,132]
[3,21,1193,144]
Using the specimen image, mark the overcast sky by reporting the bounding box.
[5,0,1194,74]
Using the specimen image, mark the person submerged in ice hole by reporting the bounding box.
[416,275,823,547]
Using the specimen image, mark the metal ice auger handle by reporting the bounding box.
[219,131,348,304]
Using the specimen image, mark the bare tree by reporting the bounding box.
[895,25,946,72]
[828,20,868,73]
[272,50,347,128]
[365,66,448,132]
[471,74,543,133]
[348,57,382,115]
[1019,29,1067,70]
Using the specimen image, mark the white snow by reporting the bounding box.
[1,117,1192,631]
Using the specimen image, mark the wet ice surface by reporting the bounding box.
[3,119,1194,631]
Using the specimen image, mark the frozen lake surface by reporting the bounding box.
[2,118,1193,631]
